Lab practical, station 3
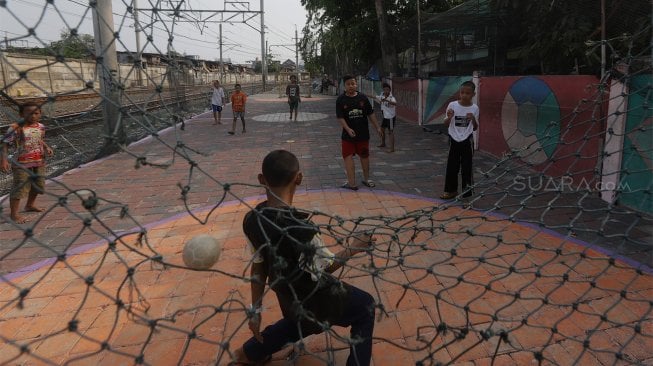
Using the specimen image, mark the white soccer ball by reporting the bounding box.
[182,234,222,270]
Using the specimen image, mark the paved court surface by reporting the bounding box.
[0,91,651,365]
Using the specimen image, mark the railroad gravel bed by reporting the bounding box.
[0,98,207,196]
[1,83,270,197]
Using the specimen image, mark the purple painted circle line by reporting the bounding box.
[2,189,650,283]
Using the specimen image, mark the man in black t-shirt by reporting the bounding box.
[336,75,382,191]
[233,150,376,366]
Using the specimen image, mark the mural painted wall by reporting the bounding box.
[618,74,652,213]
[422,76,470,126]
[392,78,419,124]
[478,75,602,182]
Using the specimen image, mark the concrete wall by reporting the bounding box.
[0,53,263,97]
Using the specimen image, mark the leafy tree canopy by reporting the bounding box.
[488,0,648,74]
[3,30,94,60]
[49,30,95,60]
[300,0,458,77]
[300,0,650,77]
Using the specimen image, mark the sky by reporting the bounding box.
[0,0,309,65]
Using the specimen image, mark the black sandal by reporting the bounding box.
[341,182,359,191]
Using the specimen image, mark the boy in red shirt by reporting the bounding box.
[1,102,54,223]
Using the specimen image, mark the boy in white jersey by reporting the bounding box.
[440,80,479,200]
[210,80,226,125]
[375,83,397,152]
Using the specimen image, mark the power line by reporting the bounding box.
[2,0,277,63]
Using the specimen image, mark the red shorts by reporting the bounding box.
[341,140,369,158]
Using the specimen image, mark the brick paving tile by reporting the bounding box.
[180,340,224,365]
[94,344,143,366]
[445,331,492,363]
[0,315,37,341]
[554,315,589,338]
[33,332,81,359]
[371,339,415,365]
[473,354,520,366]
[0,343,24,365]
[396,308,436,339]
[507,324,554,350]
[372,313,404,341]
[111,322,152,348]
[141,337,188,364]
[402,334,448,364]
[2,296,52,319]
[541,342,578,365]
[607,324,653,358]
[68,326,113,356]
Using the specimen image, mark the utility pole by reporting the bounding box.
[294,26,300,83]
[265,39,269,83]
[417,0,421,78]
[131,3,266,89]
[133,0,143,86]
[92,0,124,156]
[260,0,267,91]
[219,23,224,83]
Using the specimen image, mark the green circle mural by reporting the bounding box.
[501,77,561,165]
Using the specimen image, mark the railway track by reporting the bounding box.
[43,91,209,136]
[0,82,270,196]
[1,82,272,130]
[1,86,200,128]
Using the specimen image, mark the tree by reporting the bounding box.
[266,53,280,73]
[489,0,650,74]
[374,0,398,76]
[301,0,380,77]
[253,59,262,73]
[49,30,95,59]
[299,0,460,78]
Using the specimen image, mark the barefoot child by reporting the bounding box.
[1,102,54,223]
